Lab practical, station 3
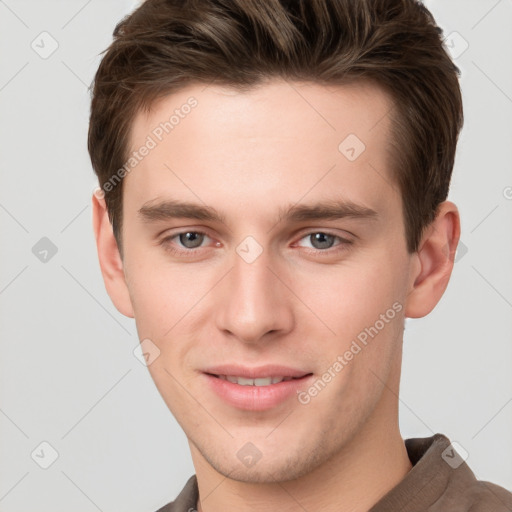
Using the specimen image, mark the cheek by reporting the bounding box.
[294,254,402,330]
[124,257,223,366]
[124,258,190,337]
[289,248,406,383]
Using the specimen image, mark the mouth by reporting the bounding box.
[202,369,314,411]
[206,373,311,386]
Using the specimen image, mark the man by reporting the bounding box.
[88,0,512,510]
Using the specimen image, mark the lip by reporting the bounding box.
[203,364,311,379]
[202,365,314,411]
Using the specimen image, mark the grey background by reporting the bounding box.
[0,0,511,511]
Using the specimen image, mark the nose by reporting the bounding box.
[215,246,295,345]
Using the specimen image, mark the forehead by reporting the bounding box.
[124,79,398,224]
[132,79,393,147]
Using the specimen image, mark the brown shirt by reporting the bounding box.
[155,433,512,511]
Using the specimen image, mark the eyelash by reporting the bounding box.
[159,230,354,257]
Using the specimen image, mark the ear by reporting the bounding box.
[404,200,461,318]
[91,189,135,318]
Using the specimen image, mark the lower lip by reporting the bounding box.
[203,373,314,411]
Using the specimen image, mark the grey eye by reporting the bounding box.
[309,232,336,249]
[178,232,205,248]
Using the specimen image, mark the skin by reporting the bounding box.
[92,79,460,512]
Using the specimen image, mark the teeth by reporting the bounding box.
[254,377,272,386]
[219,375,295,386]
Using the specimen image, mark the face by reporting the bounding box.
[114,80,419,482]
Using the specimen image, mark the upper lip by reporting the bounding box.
[203,364,312,379]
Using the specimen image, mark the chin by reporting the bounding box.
[202,443,326,484]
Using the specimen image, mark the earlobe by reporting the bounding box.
[404,201,461,319]
[91,189,135,319]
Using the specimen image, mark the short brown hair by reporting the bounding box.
[88,0,463,255]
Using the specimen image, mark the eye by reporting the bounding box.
[160,230,217,256]
[295,231,353,252]
[159,229,352,258]
[175,231,207,249]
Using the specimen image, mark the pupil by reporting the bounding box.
[180,232,203,248]
[311,233,334,249]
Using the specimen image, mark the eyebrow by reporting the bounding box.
[137,198,378,225]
